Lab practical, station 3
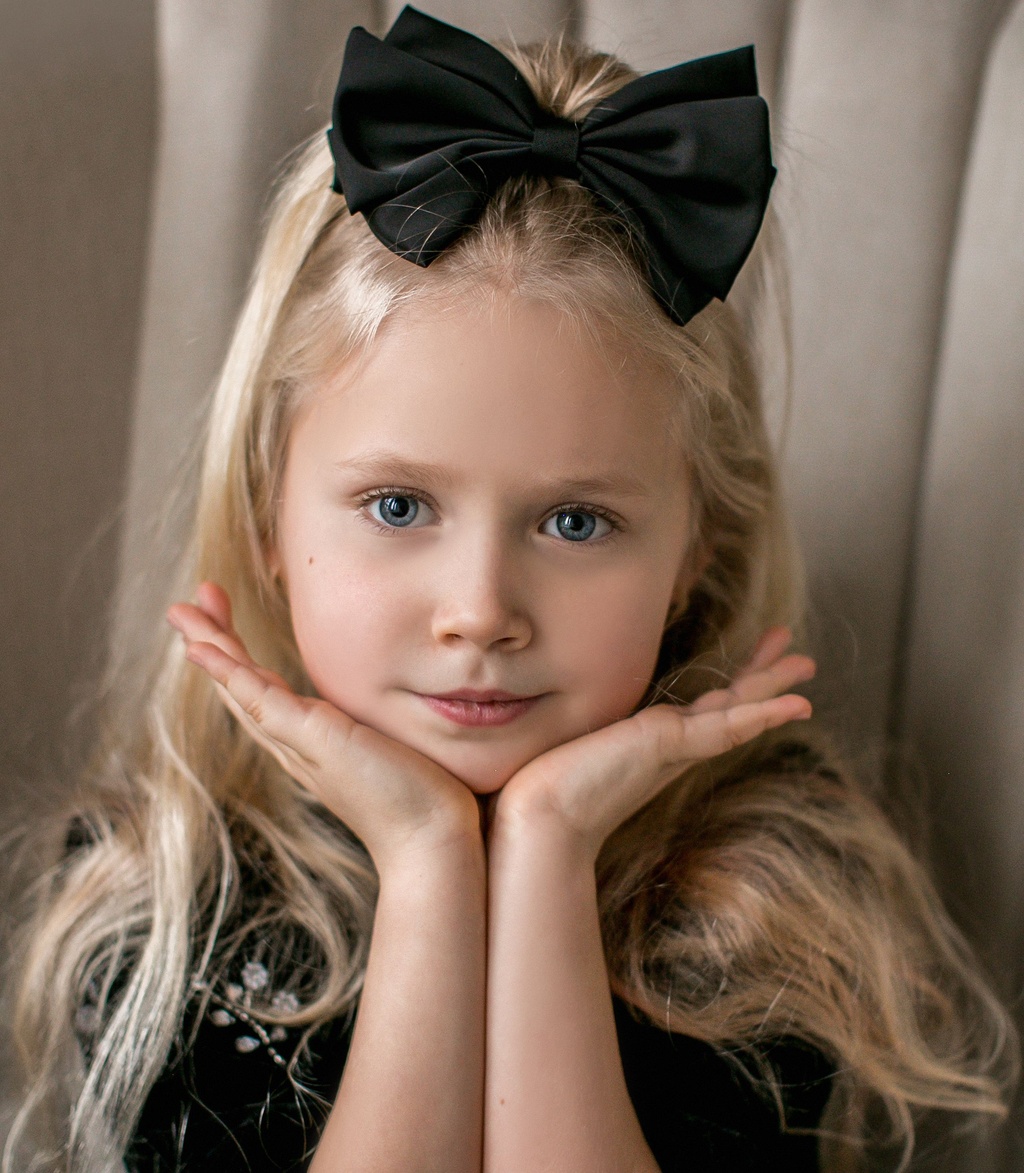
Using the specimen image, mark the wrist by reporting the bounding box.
[374,805,485,883]
[489,796,598,874]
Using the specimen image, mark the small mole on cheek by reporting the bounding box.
[308,556,314,566]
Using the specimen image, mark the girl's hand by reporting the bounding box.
[492,626,815,861]
[166,582,481,871]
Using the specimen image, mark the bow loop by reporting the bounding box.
[328,5,775,325]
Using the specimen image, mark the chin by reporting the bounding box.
[432,750,523,795]
[400,734,534,794]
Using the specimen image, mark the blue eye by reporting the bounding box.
[542,509,612,542]
[371,495,422,527]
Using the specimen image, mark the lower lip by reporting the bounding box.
[419,695,543,726]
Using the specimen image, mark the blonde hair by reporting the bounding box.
[4,29,1016,1173]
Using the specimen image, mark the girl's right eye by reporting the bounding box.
[363,492,434,531]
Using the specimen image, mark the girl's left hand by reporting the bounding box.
[492,626,815,860]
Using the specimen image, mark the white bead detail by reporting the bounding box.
[271,990,300,1014]
[191,957,305,1069]
[241,961,269,992]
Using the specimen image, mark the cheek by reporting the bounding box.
[553,573,672,727]
[284,549,416,717]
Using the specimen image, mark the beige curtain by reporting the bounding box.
[2,2,1023,1167]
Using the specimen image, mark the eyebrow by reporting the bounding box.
[333,451,652,498]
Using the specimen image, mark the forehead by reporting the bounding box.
[290,294,687,491]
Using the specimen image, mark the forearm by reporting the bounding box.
[484,814,659,1173]
[310,829,487,1173]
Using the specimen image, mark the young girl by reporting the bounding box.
[4,7,1015,1171]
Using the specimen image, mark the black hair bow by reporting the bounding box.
[327,5,775,327]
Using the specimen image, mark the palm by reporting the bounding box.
[496,627,815,857]
[167,582,480,866]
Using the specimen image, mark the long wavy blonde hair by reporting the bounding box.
[3,28,1016,1173]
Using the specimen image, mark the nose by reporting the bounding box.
[430,532,532,652]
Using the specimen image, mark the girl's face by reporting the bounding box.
[272,294,700,794]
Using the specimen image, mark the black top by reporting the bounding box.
[116,968,833,1172]
[70,738,839,1171]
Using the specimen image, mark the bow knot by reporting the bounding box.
[530,118,580,179]
[328,6,775,326]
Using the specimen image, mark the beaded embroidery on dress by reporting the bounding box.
[192,958,303,1066]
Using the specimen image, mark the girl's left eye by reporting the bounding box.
[540,508,614,543]
[364,493,434,530]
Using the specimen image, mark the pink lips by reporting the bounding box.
[418,688,544,727]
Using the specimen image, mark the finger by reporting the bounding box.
[687,628,795,714]
[184,636,283,690]
[185,640,340,770]
[737,654,817,702]
[208,677,317,793]
[669,694,812,764]
[196,581,234,633]
[168,602,257,670]
[740,626,793,675]
[170,602,293,693]
[688,653,816,715]
[186,637,297,715]
[188,641,305,755]
[185,639,279,740]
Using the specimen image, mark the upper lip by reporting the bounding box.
[423,688,541,702]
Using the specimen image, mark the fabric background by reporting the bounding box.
[2,2,1022,1168]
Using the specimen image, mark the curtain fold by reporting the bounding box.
[1,3,1022,1168]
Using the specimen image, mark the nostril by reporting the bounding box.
[432,604,532,651]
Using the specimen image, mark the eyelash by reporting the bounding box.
[547,502,620,542]
[356,487,435,536]
[356,487,621,542]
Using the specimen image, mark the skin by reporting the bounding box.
[167,293,815,1172]
[269,295,702,794]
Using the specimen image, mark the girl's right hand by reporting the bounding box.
[166,582,481,872]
